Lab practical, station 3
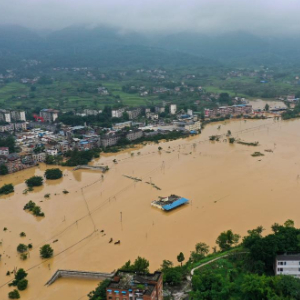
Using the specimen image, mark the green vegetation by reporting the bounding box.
[62,149,100,166]
[251,152,264,157]
[216,230,240,251]
[23,200,45,217]
[0,135,15,153]
[19,232,26,237]
[40,244,54,258]
[88,279,111,300]
[17,279,28,291]
[177,252,185,267]
[25,176,43,187]
[0,183,14,195]
[237,140,259,146]
[8,290,20,299]
[0,164,8,175]
[9,268,28,294]
[17,244,28,253]
[282,103,300,120]
[44,168,63,180]
[120,256,150,274]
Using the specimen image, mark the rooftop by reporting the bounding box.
[276,254,300,261]
[107,271,161,295]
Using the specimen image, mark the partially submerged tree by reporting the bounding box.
[40,244,54,259]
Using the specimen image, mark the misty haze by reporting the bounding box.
[1,1,300,300]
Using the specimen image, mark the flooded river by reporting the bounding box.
[1,116,300,299]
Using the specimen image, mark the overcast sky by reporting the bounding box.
[1,0,300,35]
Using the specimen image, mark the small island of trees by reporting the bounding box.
[44,168,63,180]
[0,183,14,195]
[25,176,43,188]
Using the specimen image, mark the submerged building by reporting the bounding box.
[106,270,163,300]
[151,195,189,211]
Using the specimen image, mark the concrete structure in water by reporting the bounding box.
[106,270,163,300]
[151,195,189,211]
[275,254,300,278]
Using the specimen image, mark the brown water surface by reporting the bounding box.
[1,118,300,299]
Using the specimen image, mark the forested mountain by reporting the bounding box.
[1,24,300,69]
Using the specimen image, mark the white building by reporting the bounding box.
[275,254,300,278]
[40,109,59,123]
[170,104,177,115]
[10,110,26,121]
[112,108,126,118]
[0,109,11,123]
[46,148,58,156]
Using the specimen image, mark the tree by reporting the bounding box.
[133,256,149,274]
[44,168,63,180]
[177,252,185,267]
[17,244,28,253]
[88,279,111,300]
[284,219,295,228]
[8,290,20,299]
[160,260,173,272]
[25,176,43,187]
[17,279,28,291]
[195,242,210,256]
[15,269,27,281]
[164,268,182,286]
[265,104,270,111]
[0,164,8,175]
[216,230,240,251]
[40,244,53,258]
[0,183,14,195]
[120,257,150,274]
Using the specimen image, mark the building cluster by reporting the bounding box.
[106,270,163,300]
[204,104,253,118]
[0,109,26,132]
[0,103,201,173]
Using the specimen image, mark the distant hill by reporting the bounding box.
[1,25,300,69]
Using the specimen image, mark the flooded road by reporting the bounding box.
[1,117,300,299]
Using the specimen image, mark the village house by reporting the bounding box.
[275,254,300,278]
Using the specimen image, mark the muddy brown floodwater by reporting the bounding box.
[2,117,300,300]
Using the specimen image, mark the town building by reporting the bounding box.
[40,109,59,123]
[170,104,177,115]
[112,108,126,118]
[275,254,300,278]
[126,129,143,141]
[101,133,120,148]
[10,110,26,121]
[106,270,163,300]
[127,108,142,120]
[155,106,165,114]
[113,121,132,131]
[0,147,9,155]
[204,104,253,118]
[32,152,46,162]
[0,109,11,123]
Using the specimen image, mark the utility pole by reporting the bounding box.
[120,212,122,222]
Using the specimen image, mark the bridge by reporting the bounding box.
[73,165,109,172]
[45,269,115,286]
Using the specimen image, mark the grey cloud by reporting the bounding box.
[1,0,300,35]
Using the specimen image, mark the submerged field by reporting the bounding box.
[1,116,300,299]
